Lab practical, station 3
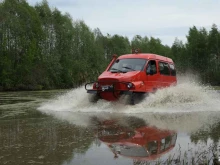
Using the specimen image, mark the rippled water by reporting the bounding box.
[0,77,220,165]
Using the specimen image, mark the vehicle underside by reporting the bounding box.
[85,81,147,105]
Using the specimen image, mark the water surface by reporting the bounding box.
[0,82,220,165]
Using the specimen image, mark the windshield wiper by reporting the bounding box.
[122,66,136,71]
[110,68,125,73]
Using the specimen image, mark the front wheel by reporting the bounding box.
[88,94,100,103]
[129,92,147,105]
[130,92,135,105]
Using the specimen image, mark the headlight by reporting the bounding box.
[95,82,99,88]
[127,83,133,89]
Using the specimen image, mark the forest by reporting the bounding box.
[0,0,220,91]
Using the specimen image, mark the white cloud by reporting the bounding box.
[28,0,220,46]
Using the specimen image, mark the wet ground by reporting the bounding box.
[0,82,220,165]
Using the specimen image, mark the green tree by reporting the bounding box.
[206,24,220,84]
[0,0,43,90]
[131,35,149,53]
[171,38,187,71]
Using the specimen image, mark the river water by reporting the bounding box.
[0,78,220,165]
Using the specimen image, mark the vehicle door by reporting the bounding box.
[169,63,177,85]
[158,62,171,87]
[144,60,160,92]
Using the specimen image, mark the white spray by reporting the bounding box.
[37,74,220,131]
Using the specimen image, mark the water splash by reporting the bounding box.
[38,75,220,114]
[37,75,220,132]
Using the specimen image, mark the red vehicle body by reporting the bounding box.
[96,119,177,161]
[85,50,177,104]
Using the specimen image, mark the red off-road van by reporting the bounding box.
[85,49,177,104]
[96,119,177,161]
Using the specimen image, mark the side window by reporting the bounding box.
[146,141,158,155]
[171,133,177,146]
[169,64,176,76]
[165,136,171,149]
[159,62,170,75]
[160,135,172,152]
[146,60,157,75]
[160,138,165,151]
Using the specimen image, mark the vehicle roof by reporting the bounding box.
[118,53,174,63]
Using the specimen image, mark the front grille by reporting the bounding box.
[99,78,119,85]
[98,78,129,91]
[99,78,120,90]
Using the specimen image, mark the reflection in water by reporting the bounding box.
[37,109,220,164]
[190,119,220,144]
[1,89,220,165]
[0,118,94,165]
[0,112,219,165]
[94,117,177,163]
[92,115,220,165]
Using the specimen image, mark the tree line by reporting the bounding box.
[0,0,220,91]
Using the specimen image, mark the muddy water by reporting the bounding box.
[0,81,220,165]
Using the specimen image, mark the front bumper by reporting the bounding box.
[85,81,133,95]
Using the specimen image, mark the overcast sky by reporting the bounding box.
[28,0,220,46]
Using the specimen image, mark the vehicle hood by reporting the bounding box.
[98,71,142,82]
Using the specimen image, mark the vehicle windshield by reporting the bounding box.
[109,58,147,73]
